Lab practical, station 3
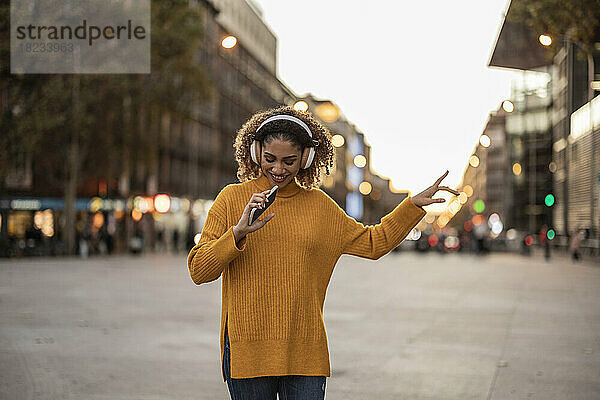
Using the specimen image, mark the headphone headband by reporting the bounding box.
[251,113,317,169]
[256,114,313,139]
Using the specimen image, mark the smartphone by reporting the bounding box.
[248,185,278,225]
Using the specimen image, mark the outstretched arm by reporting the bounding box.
[341,196,426,260]
[340,170,458,260]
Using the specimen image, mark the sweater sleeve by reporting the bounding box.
[338,196,426,260]
[187,187,246,285]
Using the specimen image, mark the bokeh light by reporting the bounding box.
[409,228,422,241]
[539,34,552,46]
[512,162,522,175]
[353,155,367,168]
[502,100,514,112]
[506,228,517,241]
[293,101,308,112]
[479,134,491,148]
[444,236,460,250]
[488,214,503,234]
[469,155,480,167]
[525,235,534,246]
[154,194,171,213]
[132,209,142,222]
[463,185,473,197]
[92,212,104,229]
[545,194,555,207]
[448,200,461,215]
[315,103,340,122]
[490,221,503,235]
[33,209,54,237]
[472,214,485,226]
[331,134,345,147]
[221,35,237,49]
[181,198,191,212]
[359,181,372,195]
[428,234,439,247]
[464,220,473,232]
[474,199,485,213]
[488,213,500,224]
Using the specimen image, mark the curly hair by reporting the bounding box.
[233,105,335,189]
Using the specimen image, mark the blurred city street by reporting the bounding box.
[1,251,599,400]
[3,0,600,398]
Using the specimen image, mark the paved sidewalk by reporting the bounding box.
[1,252,599,399]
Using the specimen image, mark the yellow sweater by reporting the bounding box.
[187,174,426,381]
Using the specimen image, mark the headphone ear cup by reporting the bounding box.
[301,147,315,169]
[300,148,309,169]
[250,141,261,165]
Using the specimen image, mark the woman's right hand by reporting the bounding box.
[232,190,275,244]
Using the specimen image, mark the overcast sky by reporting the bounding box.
[253,0,521,204]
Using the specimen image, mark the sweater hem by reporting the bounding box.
[224,337,331,380]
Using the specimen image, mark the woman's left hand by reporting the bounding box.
[410,170,460,208]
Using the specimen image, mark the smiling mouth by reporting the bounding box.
[269,172,288,183]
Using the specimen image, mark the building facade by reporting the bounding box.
[0,0,297,256]
[488,0,599,255]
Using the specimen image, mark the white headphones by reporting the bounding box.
[250,114,317,170]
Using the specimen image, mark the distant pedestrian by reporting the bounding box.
[186,105,459,399]
[172,229,180,253]
[473,223,487,255]
[569,229,582,262]
[156,229,165,252]
[539,225,551,261]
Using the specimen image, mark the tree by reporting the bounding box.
[508,0,600,53]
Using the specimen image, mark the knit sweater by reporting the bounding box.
[187,174,426,381]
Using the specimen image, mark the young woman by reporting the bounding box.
[187,105,458,399]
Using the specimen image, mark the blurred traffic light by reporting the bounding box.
[428,234,439,247]
[474,199,485,213]
[547,229,555,240]
[464,220,473,232]
[545,194,555,207]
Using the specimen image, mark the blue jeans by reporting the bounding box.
[223,326,327,400]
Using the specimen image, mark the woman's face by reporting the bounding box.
[260,138,302,189]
